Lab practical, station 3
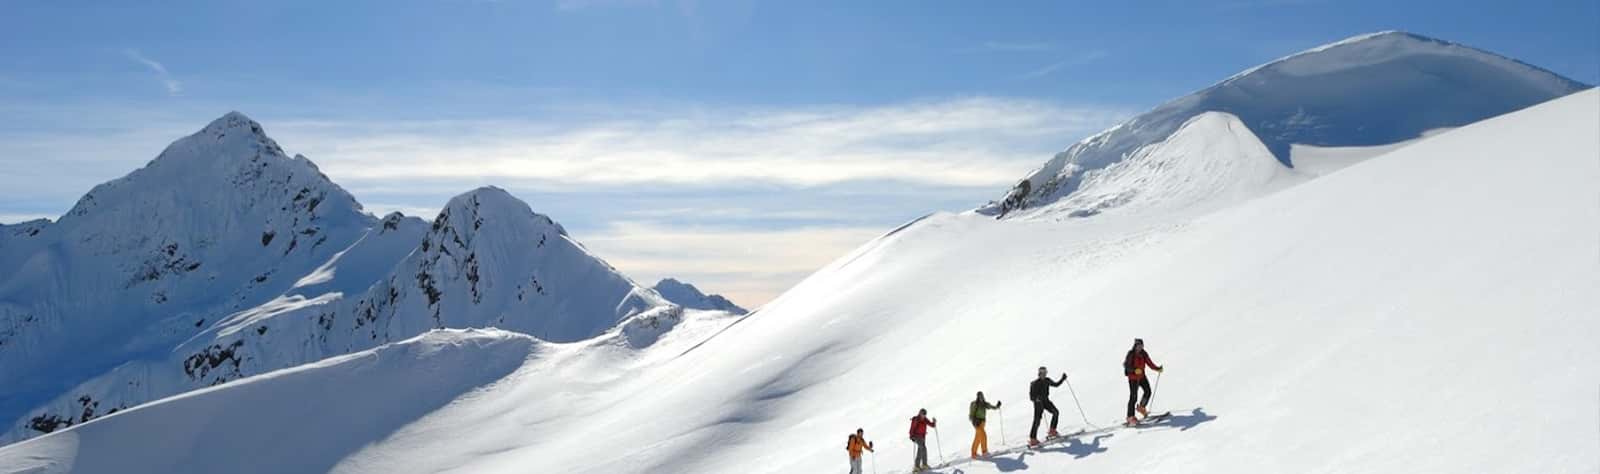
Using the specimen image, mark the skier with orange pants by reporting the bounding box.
[968,392,1001,458]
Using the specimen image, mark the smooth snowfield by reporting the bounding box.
[5,88,1591,473]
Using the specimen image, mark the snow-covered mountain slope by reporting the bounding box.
[2,184,675,445]
[0,112,414,438]
[989,30,1590,218]
[4,87,1592,473]
[0,329,539,474]
[1037,111,1303,218]
[0,309,740,474]
[652,278,747,314]
[397,89,1600,473]
[0,117,675,446]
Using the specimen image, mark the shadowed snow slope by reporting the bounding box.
[4,87,1591,472]
[989,31,1589,218]
[0,329,537,474]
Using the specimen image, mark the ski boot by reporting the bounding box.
[1137,405,1150,418]
[1028,438,1041,448]
[1125,416,1139,427]
[1047,429,1061,439]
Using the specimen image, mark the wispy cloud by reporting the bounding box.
[123,49,182,96]
[1018,50,1110,80]
[955,41,1055,54]
[268,97,1127,189]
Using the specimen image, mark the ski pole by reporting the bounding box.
[997,407,1007,446]
[870,449,877,474]
[1064,378,1101,430]
[1149,370,1164,411]
[934,425,945,465]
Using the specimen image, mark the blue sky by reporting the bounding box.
[2,0,1596,305]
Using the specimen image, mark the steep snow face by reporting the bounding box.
[1010,111,1301,220]
[652,278,748,314]
[1,186,672,445]
[0,112,400,439]
[321,186,671,345]
[991,31,1589,217]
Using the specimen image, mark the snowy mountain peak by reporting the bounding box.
[1224,30,1585,93]
[989,31,1590,218]
[0,112,382,442]
[201,111,265,135]
[652,278,748,314]
[435,186,567,240]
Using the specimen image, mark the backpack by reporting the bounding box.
[1123,350,1135,376]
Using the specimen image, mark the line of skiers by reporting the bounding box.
[847,338,1164,473]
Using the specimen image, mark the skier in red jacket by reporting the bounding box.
[1124,338,1164,426]
[908,409,938,472]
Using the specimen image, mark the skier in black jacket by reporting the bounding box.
[1028,366,1067,446]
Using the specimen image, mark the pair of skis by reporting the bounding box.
[1023,411,1172,450]
[923,411,1178,472]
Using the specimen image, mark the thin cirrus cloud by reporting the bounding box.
[955,41,1056,54]
[123,49,183,96]
[1018,50,1111,80]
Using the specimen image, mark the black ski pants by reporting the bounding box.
[1030,400,1058,439]
[1126,378,1152,417]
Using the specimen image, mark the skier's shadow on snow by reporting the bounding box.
[1043,433,1112,458]
[945,409,1219,473]
[1142,407,1218,432]
[976,453,1030,472]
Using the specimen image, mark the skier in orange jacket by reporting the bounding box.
[846,428,875,474]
